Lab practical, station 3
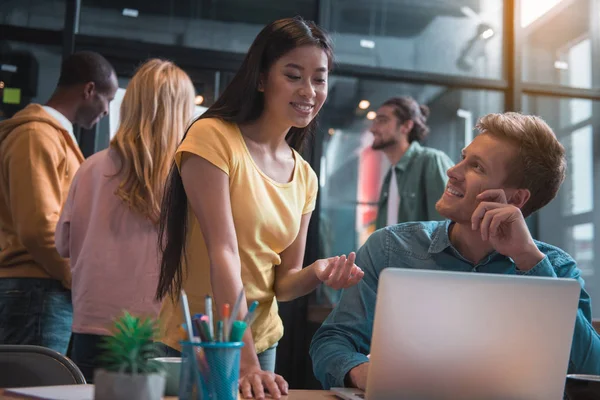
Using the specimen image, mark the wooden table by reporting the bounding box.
[167,391,337,400]
[0,388,336,399]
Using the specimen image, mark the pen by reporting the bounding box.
[229,320,248,342]
[192,319,210,342]
[222,303,230,341]
[227,288,245,340]
[243,300,259,325]
[191,318,201,338]
[217,321,224,342]
[200,316,213,342]
[205,295,214,339]
[180,290,198,342]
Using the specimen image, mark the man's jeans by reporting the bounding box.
[0,278,72,354]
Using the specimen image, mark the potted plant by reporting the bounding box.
[94,311,166,400]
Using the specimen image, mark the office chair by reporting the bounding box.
[0,345,86,388]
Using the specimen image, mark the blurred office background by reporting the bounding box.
[2,0,599,389]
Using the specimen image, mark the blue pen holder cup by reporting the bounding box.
[179,341,244,400]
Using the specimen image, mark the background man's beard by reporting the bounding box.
[371,138,397,150]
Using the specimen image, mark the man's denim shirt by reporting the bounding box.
[310,221,600,389]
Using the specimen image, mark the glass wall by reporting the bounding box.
[521,0,597,88]
[324,0,504,79]
[523,95,600,315]
[314,78,504,306]
[1,0,66,31]
[78,0,318,53]
[0,41,62,120]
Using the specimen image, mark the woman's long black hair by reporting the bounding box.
[155,16,334,301]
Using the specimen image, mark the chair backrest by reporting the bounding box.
[0,345,86,388]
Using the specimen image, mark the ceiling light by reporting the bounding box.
[360,39,375,49]
[122,8,139,17]
[554,61,569,70]
[366,111,376,120]
[195,95,204,105]
[481,28,494,39]
[0,64,17,73]
[358,100,370,110]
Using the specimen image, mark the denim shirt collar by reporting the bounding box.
[428,220,453,254]
[428,220,509,267]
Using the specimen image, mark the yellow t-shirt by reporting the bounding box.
[159,118,318,353]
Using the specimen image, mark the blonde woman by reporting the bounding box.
[55,59,195,382]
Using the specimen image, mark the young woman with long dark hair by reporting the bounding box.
[155,17,363,399]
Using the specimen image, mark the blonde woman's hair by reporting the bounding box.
[110,59,195,224]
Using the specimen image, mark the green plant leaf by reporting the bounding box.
[96,311,163,374]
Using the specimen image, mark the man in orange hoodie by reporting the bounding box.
[0,51,118,354]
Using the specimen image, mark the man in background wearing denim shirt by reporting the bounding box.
[310,112,600,390]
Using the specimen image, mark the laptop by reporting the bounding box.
[332,268,581,400]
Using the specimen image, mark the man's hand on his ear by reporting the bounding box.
[471,189,544,271]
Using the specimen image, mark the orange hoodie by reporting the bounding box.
[0,104,84,288]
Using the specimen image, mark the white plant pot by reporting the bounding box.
[94,370,166,400]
